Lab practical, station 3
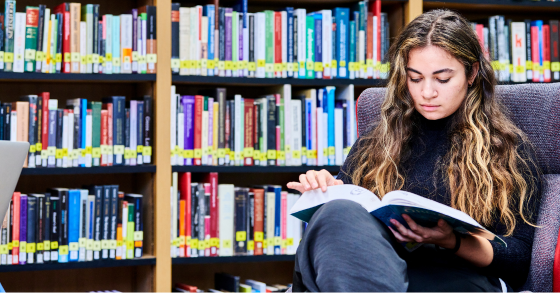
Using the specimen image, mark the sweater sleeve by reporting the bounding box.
[478,139,542,290]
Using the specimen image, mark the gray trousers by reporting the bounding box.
[292,200,506,292]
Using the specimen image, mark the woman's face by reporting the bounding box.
[406,45,477,120]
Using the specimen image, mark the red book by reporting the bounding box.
[274,12,282,78]
[175,283,198,292]
[366,12,373,79]
[179,172,191,257]
[252,188,264,255]
[253,103,259,164]
[179,199,185,257]
[281,191,288,255]
[194,95,204,166]
[103,103,113,166]
[53,4,71,73]
[204,172,218,257]
[531,25,541,82]
[39,92,49,154]
[100,109,108,166]
[244,99,254,166]
[373,0,381,67]
[12,192,20,265]
[475,24,488,60]
[544,24,552,82]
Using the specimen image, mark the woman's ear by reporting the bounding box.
[469,62,480,85]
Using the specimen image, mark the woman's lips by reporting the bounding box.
[421,105,439,112]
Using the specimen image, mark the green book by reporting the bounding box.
[306,15,315,79]
[232,11,238,76]
[279,96,285,166]
[127,203,135,259]
[49,14,58,74]
[88,101,102,166]
[4,0,16,72]
[265,10,274,78]
[24,6,39,72]
[349,20,356,77]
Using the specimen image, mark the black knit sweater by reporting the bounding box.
[337,111,542,290]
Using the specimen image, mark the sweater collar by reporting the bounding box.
[414,110,457,132]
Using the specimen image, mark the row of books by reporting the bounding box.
[0,1,157,74]
[1,185,144,265]
[175,275,290,292]
[474,17,560,82]
[170,172,303,258]
[171,0,390,80]
[5,93,153,168]
[170,85,356,167]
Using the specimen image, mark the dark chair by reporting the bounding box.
[355,83,560,292]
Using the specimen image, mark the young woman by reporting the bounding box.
[287,9,542,292]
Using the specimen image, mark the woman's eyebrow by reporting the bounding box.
[406,67,454,75]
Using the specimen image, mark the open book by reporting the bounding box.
[290,184,506,247]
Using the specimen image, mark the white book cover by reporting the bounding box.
[78,190,88,261]
[40,9,51,73]
[286,194,297,255]
[297,9,307,78]
[80,21,87,73]
[201,16,208,76]
[61,111,69,168]
[47,100,57,165]
[359,29,366,78]
[195,6,202,76]
[190,7,198,76]
[291,99,302,166]
[105,15,113,74]
[177,106,185,166]
[335,108,343,165]
[511,22,527,83]
[121,14,133,73]
[234,95,243,166]
[336,85,355,160]
[170,85,177,166]
[292,194,302,252]
[112,16,121,74]
[86,10,93,73]
[281,11,287,78]
[266,190,276,255]
[67,111,75,167]
[309,89,317,166]
[85,111,92,167]
[232,12,239,78]
[317,107,324,167]
[322,10,332,79]
[141,17,147,73]
[201,106,209,165]
[130,101,138,166]
[260,97,268,166]
[256,12,266,78]
[13,13,25,73]
[86,195,95,261]
[121,200,128,260]
[497,17,507,82]
[218,184,235,257]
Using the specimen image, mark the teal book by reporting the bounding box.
[265,10,274,78]
[305,15,314,79]
[24,6,39,72]
[4,0,16,72]
[290,184,507,250]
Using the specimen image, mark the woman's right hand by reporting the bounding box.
[287,169,344,194]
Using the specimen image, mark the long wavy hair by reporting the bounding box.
[348,9,540,235]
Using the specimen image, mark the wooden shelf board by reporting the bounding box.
[172,255,295,265]
[20,165,156,175]
[0,72,156,82]
[172,76,387,87]
[0,256,156,273]
[171,165,341,173]
[424,0,560,12]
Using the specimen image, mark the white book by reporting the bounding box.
[140,16,148,73]
[78,190,88,261]
[130,101,138,166]
[296,9,307,78]
[67,111,75,167]
[121,14,133,73]
[266,190,276,255]
[170,85,177,166]
[190,7,199,76]
[511,22,527,83]
[120,199,128,259]
[371,16,378,79]
[260,97,268,166]
[47,100,57,165]
[256,12,266,78]
[177,100,185,166]
[291,193,302,254]
[322,10,332,79]
[281,11,287,78]
[243,18,249,77]
[40,9,51,73]
[80,21,87,73]
[85,112,92,167]
[497,17,508,82]
[246,280,267,293]
[13,13,25,73]
[61,111,69,168]
[201,104,209,165]
[286,194,296,255]
[179,8,190,76]
[291,99,302,166]
[171,173,178,258]
[335,85,355,161]
[234,95,243,166]
[218,184,235,256]
[195,6,202,76]
[232,12,239,78]
[86,10,94,73]
[359,29,366,78]
[201,16,209,76]
[335,108,343,165]
[86,195,95,261]
[112,16,121,74]
[105,15,113,74]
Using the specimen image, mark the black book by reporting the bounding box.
[56,13,63,73]
[299,95,306,165]
[98,20,104,74]
[36,5,45,73]
[43,193,51,262]
[0,102,4,140]
[214,272,240,292]
[49,194,60,262]
[49,188,68,262]
[525,19,532,79]
[86,185,103,260]
[92,5,99,73]
[190,183,199,257]
[34,194,44,263]
[102,96,126,165]
[3,103,10,141]
[294,14,298,71]
[229,100,235,166]
[171,3,180,74]
[248,13,254,76]
[197,183,205,255]
[234,187,247,255]
[219,7,225,64]
[19,95,38,166]
[247,189,254,255]
[267,95,276,166]
[101,185,111,259]
[550,20,560,81]
[342,101,348,153]
[137,101,144,164]
[217,88,226,165]
[125,193,143,258]
[8,200,13,264]
[56,109,64,167]
[116,192,124,259]
[36,96,42,167]
[109,185,118,259]
[143,95,153,164]
[26,195,37,264]
[125,107,130,165]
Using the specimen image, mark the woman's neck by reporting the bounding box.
[415,110,456,132]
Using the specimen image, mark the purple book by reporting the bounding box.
[182,96,195,166]
[131,9,138,74]
[208,97,214,164]
[225,8,233,76]
[238,14,244,77]
[19,195,27,265]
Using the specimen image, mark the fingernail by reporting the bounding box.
[313,183,318,188]
[305,184,310,189]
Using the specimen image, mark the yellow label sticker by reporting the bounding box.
[171,59,181,68]
[109,240,117,249]
[281,239,287,249]
[114,145,125,154]
[143,146,152,156]
[55,149,63,159]
[147,54,157,63]
[340,60,346,67]
[248,62,256,71]
[93,241,101,251]
[134,231,143,241]
[244,147,254,157]
[277,151,285,160]
[35,51,43,62]
[126,240,134,250]
[287,238,294,246]
[236,231,247,242]
[208,60,215,69]
[0,245,7,254]
[544,61,551,71]
[190,239,198,249]
[274,237,282,246]
[87,239,94,250]
[37,243,44,251]
[69,242,79,251]
[59,245,69,255]
[248,240,255,251]
[293,150,301,159]
[4,53,13,62]
[267,150,276,160]
[253,150,261,160]
[255,232,264,242]
[332,60,337,68]
[314,62,323,72]
[552,62,560,72]
[30,145,36,153]
[198,240,205,250]
[257,59,265,67]
[27,242,36,253]
[79,238,87,247]
[44,241,51,250]
[328,146,336,156]
[306,61,314,70]
[92,147,101,158]
[293,62,299,72]
[25,49,36,60]
[222,239,232,249]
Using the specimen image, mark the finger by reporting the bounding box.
[391,219,423,243]
[335,179,344,185]
[388,227,409,243]
[402,214,422,233]
[287,182,306,194]
[299,174,311,191]
[306,170,319,189]
[390,219,409,236]
[316,170,329,192]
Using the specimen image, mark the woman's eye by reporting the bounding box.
[438,78,450,83]
[410,78,421,83]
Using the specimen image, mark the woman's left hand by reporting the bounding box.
[388,214,456,249]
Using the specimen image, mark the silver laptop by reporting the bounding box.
[0,141,29,222]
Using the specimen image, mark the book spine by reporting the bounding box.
[281,11,287,78]
[4,0,15,72]
[34,5,45,72]
[143,96,152,164]
[207,5,215,77]
[112,16,120,74]
[525,20,533,81]
[19,195,27,265]
[190,183,198,257]
[179,172,191,257]
[68,190,80,262]
[13,12,26,73]
[69,3,80,73]
[171,4,180,74]
[131,9,138,74]
[543,24,551,82]
[62,6,70,73]
[549,21,559,81]
[194,95,203,166]
[243,99,254,166]
[115,192,123,259]
[234,188,247,255]
[265,11,274,78]
[79,20,85,73]
[109,186,118,259]
[59,190,69,263]
[274,12,282,78]
[146,6,157,74]
[121,14,132,73]
[24,7,39,72]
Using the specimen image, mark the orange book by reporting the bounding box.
[179,200,186,257]
[366,12,373,79]
[12,192,21,265]
[12,101,29,167]
[179,172,191,257]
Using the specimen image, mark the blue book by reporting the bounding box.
[68,190,81,262]
[268,185,282,255]
[313,13,323,79]
[326,86,335,165]
[537,20,544,82]
[349,20,356,79]
[286,7,294,78]
[205,5,216,76]
[80,99,87,167]
[19,195,27,265]
[291,185,507,252]
[112,16,121,74]
[334,7,350,79]
[137,101,144,163]
[306,99,312,160]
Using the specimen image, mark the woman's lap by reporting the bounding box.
[293,199,504,292]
